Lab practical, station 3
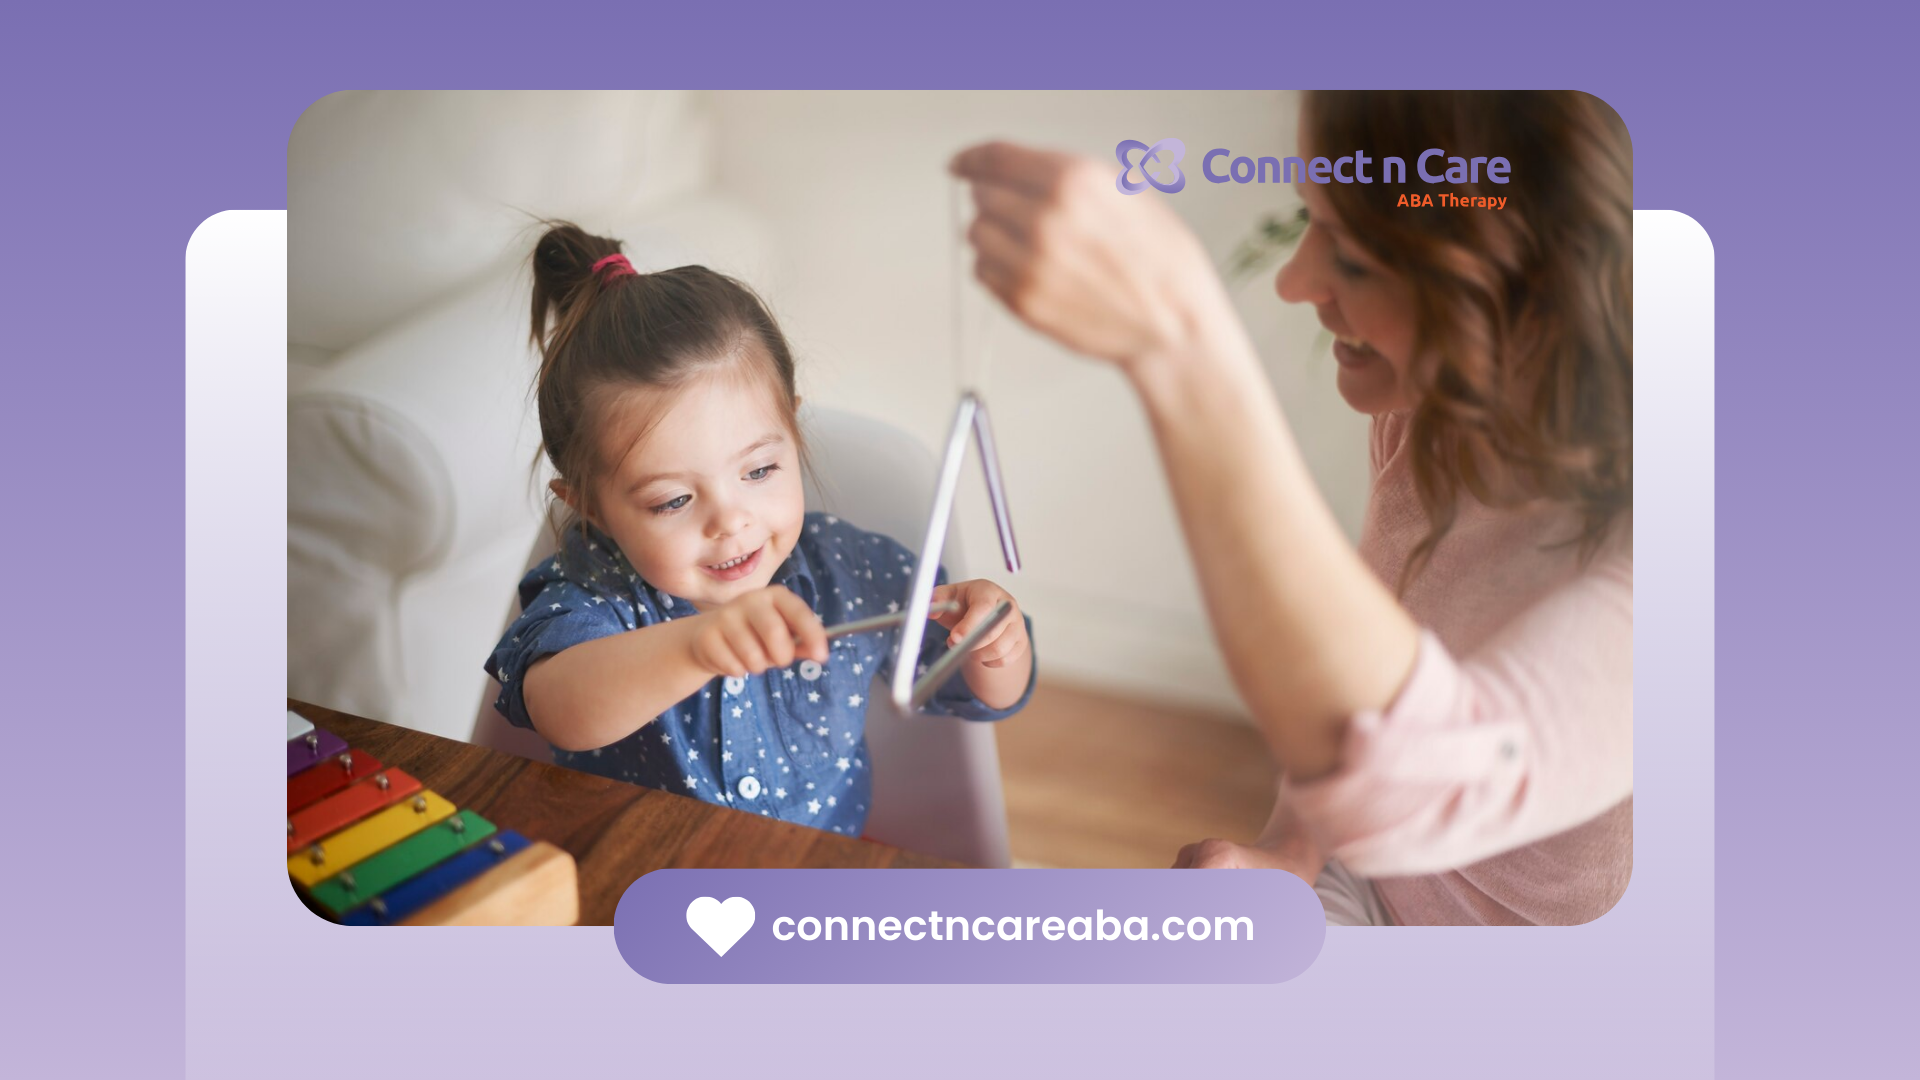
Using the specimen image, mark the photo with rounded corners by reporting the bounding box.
[285,89,1632,928]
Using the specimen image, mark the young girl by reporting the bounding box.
[485,223,1035,836]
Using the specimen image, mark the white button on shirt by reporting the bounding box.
[724,675,746,696]
[737,775,762,801]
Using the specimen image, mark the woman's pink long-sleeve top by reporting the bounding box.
[1286,412,1633,925]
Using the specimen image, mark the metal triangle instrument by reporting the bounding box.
[890,389,1022,711]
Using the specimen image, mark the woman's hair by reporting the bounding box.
[527,221,803,543]
[1304,91,1632,588]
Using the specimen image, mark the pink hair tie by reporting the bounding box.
[591,253,639,281]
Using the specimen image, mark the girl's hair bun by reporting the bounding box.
[530,221,625,348]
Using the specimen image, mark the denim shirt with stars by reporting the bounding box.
[485,511,1035,837]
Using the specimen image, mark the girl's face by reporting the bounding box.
[1275,170,1421,416]
[575,368,805,610]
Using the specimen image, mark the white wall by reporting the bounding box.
[706,91,1372,715]
[289,90,713,352]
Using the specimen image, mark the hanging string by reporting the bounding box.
[950,177,997,395]
[951,178,969,392]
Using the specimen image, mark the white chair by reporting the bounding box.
[469,405,1015,868]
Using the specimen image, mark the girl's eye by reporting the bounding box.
[650,494,691,515]
[745,463,780,482]
[1333,252,1369,280]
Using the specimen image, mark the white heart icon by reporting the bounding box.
[685,896,755,957]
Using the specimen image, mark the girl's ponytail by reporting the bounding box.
[530,222,625,374]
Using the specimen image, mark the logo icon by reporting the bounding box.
[686,895,755,957]
[1115,139,1186,195]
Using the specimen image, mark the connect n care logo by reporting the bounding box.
[1115,139,1514,196]
[1115,138,1186,195]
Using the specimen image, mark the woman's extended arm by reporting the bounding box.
[953,142,1418,780]
[1285,543,1634,876]
[1125,321,1420,779]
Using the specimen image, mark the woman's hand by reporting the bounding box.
[688,585,828,679]
[1172,836,1326,888]
[929,579,1032,710]
[950,140,1240,376]
[1174,790,1326,886]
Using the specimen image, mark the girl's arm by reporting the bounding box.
[960,646,1031,712]
[521,616,714,752]
[523,585,829,752]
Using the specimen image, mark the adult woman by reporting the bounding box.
[953,91,1632,925]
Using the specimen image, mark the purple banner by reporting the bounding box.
[616,869,1324,983]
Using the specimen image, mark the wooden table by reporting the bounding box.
[289,700,961,925]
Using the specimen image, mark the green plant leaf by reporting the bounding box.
[1226,207,1308,285]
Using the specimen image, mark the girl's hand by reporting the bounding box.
[930,580,1029,670]
[688,586,829,680]
[950,140,1235,375]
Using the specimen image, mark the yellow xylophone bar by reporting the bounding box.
[288,790,455,887]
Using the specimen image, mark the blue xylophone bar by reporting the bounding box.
[339,830,533,925]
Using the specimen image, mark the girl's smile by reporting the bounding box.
[702,544,764,582]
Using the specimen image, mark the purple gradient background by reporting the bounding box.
[5,4,1908,1077]
[614,869,1326,982]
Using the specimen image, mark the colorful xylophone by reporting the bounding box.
[287,710,579,925]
